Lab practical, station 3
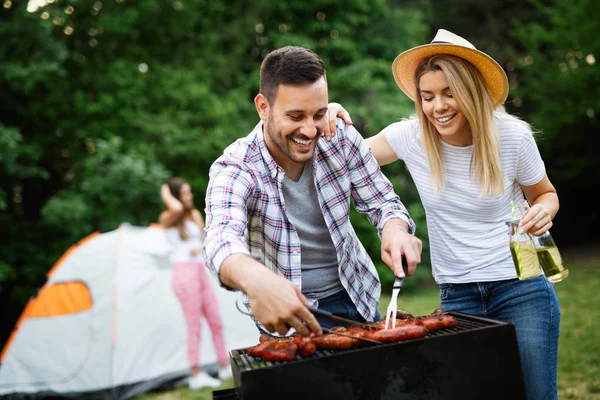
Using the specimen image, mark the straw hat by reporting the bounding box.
[392,29,509,107]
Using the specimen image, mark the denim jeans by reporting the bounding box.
[314,289,382,328]
[440,276,560,400]
[257,289,381,334]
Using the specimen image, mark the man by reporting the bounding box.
[203,46,421,337]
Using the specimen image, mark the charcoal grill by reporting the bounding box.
[213,312,525,400]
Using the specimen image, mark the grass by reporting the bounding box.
[136,249,600,400]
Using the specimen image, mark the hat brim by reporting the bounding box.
[392,43,509,107]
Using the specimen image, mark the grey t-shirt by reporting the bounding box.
[282,160,343,299]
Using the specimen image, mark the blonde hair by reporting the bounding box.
[414,55,506,197]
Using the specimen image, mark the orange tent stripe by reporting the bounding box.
[47,232,100,278]
[26,282,93,317]
[3,231,100,362]
[15,299,36,328]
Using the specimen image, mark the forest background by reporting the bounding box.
[1,0,598,349]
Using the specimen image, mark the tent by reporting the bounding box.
[0,224,257,399]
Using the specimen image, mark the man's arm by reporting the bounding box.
[341,123,422,278]
[203,162,321,336]
[219,254,322,336]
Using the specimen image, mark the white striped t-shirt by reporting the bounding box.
[385,116,546,283]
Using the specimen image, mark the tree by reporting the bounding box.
[0,0,429,346]
[511,0,600,245]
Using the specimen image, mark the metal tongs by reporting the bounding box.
[235,297,381,344]
[384,258,409,330]
[306,306,381,344]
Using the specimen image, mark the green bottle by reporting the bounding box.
[506,218,542,280]
[517,200,569,283]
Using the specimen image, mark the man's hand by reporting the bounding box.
[220,254,322,336]
[380,219,422,278]
[246,272,322,336]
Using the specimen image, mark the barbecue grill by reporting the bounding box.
[212,312,526,400]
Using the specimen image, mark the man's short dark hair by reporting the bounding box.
[260,46,326,105]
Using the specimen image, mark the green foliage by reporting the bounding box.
[507,0,599,245]
[41,137,170,241]
[5,0,597,357]
[511,0,599,179]
[0,0,431,346]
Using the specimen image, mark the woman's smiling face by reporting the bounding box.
[419,70,472,146]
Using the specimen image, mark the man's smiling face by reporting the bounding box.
[257,76,329,174]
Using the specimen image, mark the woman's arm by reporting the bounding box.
[324,102,353,139]
[159,184,184,228]
[326,103,400,166]
[190,209,205,231]
[520,174,559,236]
[189,209,206,255]
[366,129,400,166]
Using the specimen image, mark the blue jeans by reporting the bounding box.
[315,289,382,328]
[440,276,560,400]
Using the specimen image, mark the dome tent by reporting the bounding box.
[0,224,256,399]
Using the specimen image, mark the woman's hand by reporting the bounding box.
[520,203,553,236]
[190,245,203,256]
[160,184,171,203]
[322,102,353,140]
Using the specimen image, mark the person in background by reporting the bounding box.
[159,178,232,390]
[327,29,560,400]
[202,46,422,338]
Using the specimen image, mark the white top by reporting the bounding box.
[165,220,204,263]
[385,116,545,283]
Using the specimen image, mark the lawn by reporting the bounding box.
[136,249,600,400]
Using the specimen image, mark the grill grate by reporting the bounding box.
[225,312,525,400]
[232,312,494,372]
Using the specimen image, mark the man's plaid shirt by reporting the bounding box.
[203,119,415,322]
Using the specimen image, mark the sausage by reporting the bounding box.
[261,341,298,362]
[370,319,413,330]
[370,323,427,343]
[417,315,457,331]
[259,333,275,343]
[311,333,356,350]
[298,337,317,358]
[247,340,273,358]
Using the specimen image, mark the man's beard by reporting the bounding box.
[265,115,315,163]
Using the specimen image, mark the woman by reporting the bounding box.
[328,29,560,399]
[160,177,232,390]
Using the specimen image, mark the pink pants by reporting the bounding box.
[172,261,228,367]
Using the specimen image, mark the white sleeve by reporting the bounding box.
[383,119,419,161]
[516,129,546,186]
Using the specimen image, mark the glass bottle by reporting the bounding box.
[506,218,542,280]
[516,200,569,283]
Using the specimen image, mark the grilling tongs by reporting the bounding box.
[306,306,382,345]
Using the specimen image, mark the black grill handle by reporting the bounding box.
[392,258,409,290]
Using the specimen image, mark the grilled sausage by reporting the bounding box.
[298,337,317,358]
[259,333,275,343]
[370,319,414,330]
[247,340,274,358]
[261,341,299,362]
[311,333,356,350]
[417,315,457,331]
[370,323,427,343]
